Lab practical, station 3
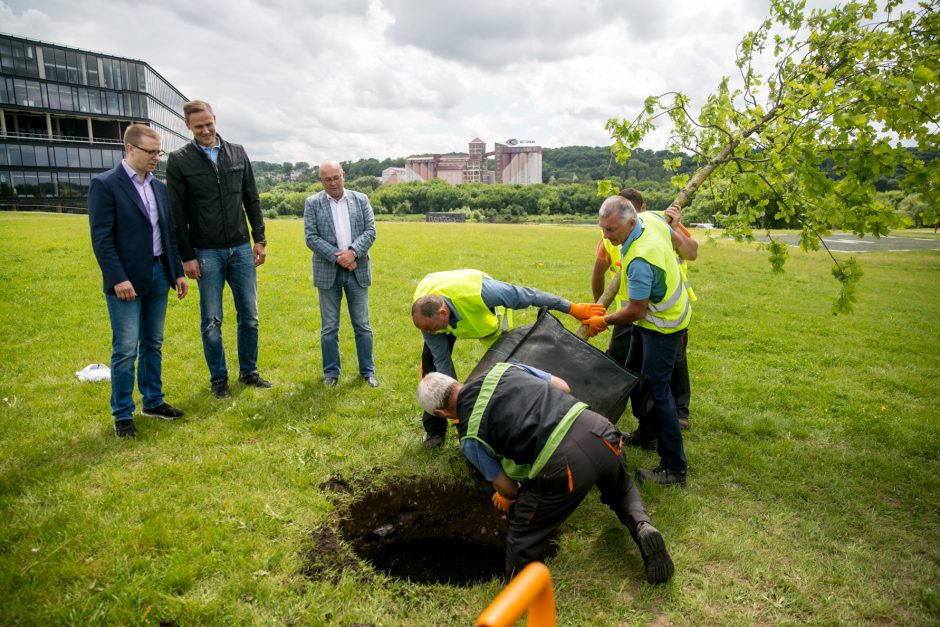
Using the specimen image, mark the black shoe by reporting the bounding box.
[142,402,184,420]
[363,375,379,388]
[323,377,338,387]
[678,416,689,430]
[624,430,657,451]
[636,521,674,584]
[114,419,137,438]
[211,380,230,399]
[424,434,444,449]
[636,466,687,488]
[239,372,272,388]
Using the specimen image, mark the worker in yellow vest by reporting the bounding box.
[591,188,696,432]
[412,269,604,449]
[583,196,697,487]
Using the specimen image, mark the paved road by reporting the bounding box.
[752,232,940,253]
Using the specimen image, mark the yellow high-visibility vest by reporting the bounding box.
[413,269,512,344]
[621,214,692,334]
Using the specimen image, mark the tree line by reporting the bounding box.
[255,146,936,229]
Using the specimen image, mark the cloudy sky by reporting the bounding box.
[2,0,805,164]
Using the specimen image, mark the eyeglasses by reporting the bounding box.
[130,143,166,158]
[320,174,343,183]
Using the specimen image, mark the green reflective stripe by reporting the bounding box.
[644,297,691,329]
[527,402,588,479]
[465,362,513,441]
[500,458,531,481]
[647,282,683,313]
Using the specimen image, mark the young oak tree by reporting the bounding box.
[602,0,938,314]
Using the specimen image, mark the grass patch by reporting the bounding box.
[0,213,938,625]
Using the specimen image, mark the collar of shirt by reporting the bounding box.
[193,138,221,164]
[620,218,644,256]
[327,190,347,204]
[120,159,153,186]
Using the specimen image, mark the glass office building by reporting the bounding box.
[0,34,189,212]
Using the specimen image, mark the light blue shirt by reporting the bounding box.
[195,138,221,166]
[460,363,552,481]
[622,216,667,303]
[120,160,163,256]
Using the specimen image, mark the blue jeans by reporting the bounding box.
[105,261,170,420]
[195,244,259,383]
[317,269,375,378]
[627,327,687,472]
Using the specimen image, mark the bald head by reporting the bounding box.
[319,161,345,199]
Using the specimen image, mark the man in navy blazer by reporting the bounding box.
[89,124,188,437]
[303,161,378,387]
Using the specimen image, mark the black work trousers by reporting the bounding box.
[608,323,691,423]
[505,409,651,579]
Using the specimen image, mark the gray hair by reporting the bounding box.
[599,196,637,222]
[417,373,458,414]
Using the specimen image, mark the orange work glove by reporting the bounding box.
[491,492,516,513]
[568,302,607,321]
[583,315,609,337]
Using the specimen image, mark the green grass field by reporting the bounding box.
[0,213,938,626]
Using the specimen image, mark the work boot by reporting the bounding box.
[636,466,688,488]
[424,433,444,449]
[624,430,657,451]
[635,521,674,584]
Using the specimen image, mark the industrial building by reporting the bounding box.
[0,34,189,212]
[403,138,541,186]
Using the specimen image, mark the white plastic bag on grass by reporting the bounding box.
[76,364,110,382]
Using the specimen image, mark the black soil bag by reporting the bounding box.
[467,308,640,424]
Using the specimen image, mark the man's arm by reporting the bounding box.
[603,298,649,326]
[423,332,457,378]
[481,277,570,312]
[88,177,133,299]
[592,259,611,302]
[166,154,201,279]
[166,154,195,263]
[511,363,571,394]
[492,471,519,499]
[349,193,377,258]
[241,154,265,245]
[671,225,698,261]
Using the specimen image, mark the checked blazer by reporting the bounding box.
[303,189,377,289]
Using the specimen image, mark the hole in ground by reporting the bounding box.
[305,475,558,586]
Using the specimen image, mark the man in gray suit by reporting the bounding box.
[303,161,378,387]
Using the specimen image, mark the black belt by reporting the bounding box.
[153,254,164,263]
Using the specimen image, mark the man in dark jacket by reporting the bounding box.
[89,124,188,437]
[417,362,675,583]
[167,100,271,399]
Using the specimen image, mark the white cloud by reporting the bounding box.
[7,0,855,164]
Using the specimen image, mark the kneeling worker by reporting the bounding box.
[417,362,675,583]
[412,269,604,448]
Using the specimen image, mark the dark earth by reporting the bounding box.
[303,475,558,586]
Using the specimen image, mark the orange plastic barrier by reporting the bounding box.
[476,562,556,627]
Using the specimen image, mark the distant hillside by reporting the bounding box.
[541,146,696,184]
[254,145,696,185]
